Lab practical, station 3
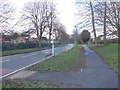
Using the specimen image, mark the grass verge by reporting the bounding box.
[27,45,84,72]
[89,44,119,74]
[1,48,40,56]
[2,79,57,88]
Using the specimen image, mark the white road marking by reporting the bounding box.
[41,50,50,53]
[81,69,83,72]
[22,53,37,58]
[0,56,53,79]
[0,60,10,63]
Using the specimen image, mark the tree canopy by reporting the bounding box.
[81,30,90,43]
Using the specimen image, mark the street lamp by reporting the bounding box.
[51,39,55,56]
[74,25,78,44]
[51,0,55,57]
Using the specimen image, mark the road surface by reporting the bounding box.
[0,44,74,79]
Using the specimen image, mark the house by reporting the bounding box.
[12,37,29,43]
[29,38,39,42]
[29,37,48,43]
[97,35,104,40]
[0,38,11,42]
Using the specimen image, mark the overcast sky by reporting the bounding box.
[8,0,77,35]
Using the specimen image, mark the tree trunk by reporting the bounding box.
[90,1,97,45]
[103,1,107,45]
[38,37,41,48]
[49,32,51,43]
[118,9,120,44]
[49,4,53,44]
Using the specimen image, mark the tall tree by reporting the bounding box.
[0,0,14,34]
[47,2,57,43]
[22,0,57,47]
[76,1,97,45]
[90,1,97,45]
[22,1,49,47]
[103,1,107,45]
[94,1,120,37]
[55,24,68,43]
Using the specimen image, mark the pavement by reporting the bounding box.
[0,44,74,79]
[4,45,118,88]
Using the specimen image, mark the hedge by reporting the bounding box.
[90,39,118,44]
[1,42,51,51]
[1,42,63,51]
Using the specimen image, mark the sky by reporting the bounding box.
[8,0,77,35]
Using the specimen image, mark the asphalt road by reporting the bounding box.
[0,44,74,79]
[7,45,118,88]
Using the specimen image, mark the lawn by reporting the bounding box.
[27,45,84,72]
[1,48,40,56]
[89,44,119,74]
[2,79,57,88]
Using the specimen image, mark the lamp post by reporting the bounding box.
[74,25,77,44]
[51,0,55,57]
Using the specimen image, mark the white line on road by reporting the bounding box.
[22,53,37,58]
[0,58,44,79]
[0,56,53,79]
[41,50,50,53]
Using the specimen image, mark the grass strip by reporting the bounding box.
[27,45,83,72]
[2,79,57,88]
[1,48,40,56]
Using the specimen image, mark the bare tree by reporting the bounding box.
[90,1,97,45]
[22,1,50,47]
[53,23,68,43]
[94,1,120,37]
[22,0,58,47]
[47,2,57,43]
[103,1,107,45]
[76,1,119,45]
[0,0,14,34]
[76,1,97,45]
[108,2,120,37]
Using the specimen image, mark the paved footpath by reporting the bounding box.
[5,45,118,88]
